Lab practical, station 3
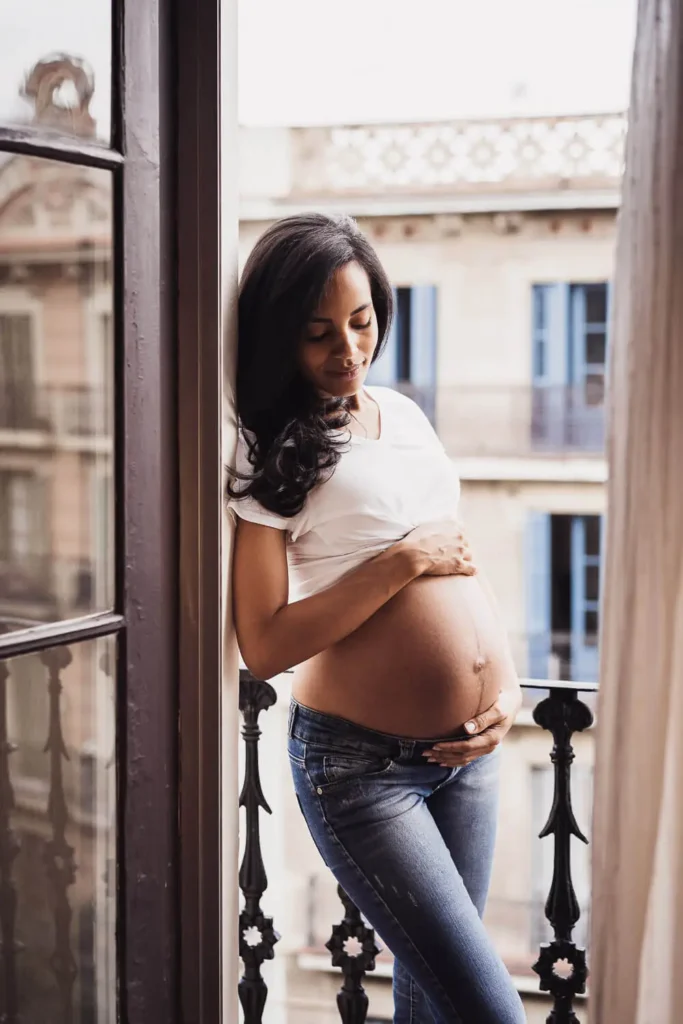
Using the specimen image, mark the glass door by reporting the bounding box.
[0,2,206,1022]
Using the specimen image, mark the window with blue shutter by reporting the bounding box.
[531,283,570,449]
[525,511,603,682]
[531,281,609,452]
[366,285,437,421]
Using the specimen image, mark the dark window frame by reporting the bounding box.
[0,0,226,1020]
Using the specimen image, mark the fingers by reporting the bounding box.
[456,538,477,575]
[423,727,504,766]
[456,559,477,576]
[462,698,505,736]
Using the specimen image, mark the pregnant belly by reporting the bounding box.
[292,575,517,738]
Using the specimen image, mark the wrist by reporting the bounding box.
[392,539,427,579]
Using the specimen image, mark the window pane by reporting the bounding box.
[534,336,545,378]
[0,635,116,1022]
[585,564,600,602]
[533,286,546,331]
[0,156,114,632]
[585,285,607,325]
[585,515,601,556]
[0,8,111,144]
[584,373,605,407]
[585,609,599,641]
[586,330,607,366]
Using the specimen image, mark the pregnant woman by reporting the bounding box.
[228,213,526,1024]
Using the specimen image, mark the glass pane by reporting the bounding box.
[585,515,601,556]
[0,156,114,632]
[585,564,600,602]
[584,373,605,407]
[586,330,607,365]
[533,286,546,331]
[585,284,607,325]
[584,609,599,641]
[0,635,116,1022]
[0,7,111,144]
[534,336,545,378]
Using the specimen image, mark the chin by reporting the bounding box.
[320,366,368,399]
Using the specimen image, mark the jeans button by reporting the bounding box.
[316,787,323,795]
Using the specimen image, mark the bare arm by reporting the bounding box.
[232,516,474,680]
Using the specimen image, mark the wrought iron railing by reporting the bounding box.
[238,669,597,1024]
[0,635,116,1024]
[391,382,606,457]
[0,384,111,438]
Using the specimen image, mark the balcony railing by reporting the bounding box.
[287,113,626,200]
[392,382,606,458]
[0,554,98,617]
[238,670,597,1024]
[0,384,111,439]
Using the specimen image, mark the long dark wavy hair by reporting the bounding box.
[227,213,394,518]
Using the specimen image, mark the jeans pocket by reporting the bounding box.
[322,752,396,787]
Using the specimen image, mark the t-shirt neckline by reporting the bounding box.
[346,386,383,443]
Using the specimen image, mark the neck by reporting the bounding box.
[346,387,364,413]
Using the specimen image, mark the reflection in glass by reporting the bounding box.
[0,635,116,1023]
[0,157,114,631]
[0,5,111,144]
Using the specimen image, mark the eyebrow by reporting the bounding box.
[309,302,371,324]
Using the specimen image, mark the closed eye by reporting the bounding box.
[307,317,373,342]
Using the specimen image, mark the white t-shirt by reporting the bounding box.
[227,386,461,602]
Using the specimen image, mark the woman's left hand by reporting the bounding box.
[423,687,522,767]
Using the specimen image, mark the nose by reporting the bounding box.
[334,328,361,366]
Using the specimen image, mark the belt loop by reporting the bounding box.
[399,739,415,758]
[287,699,297,735]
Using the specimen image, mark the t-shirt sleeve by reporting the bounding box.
[226,432,299,533]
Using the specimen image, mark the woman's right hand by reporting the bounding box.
[401,520,477,577]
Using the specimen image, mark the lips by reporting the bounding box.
[328,362,364,378]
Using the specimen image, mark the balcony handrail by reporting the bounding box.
[0,382,111,438]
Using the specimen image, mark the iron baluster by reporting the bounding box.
[238,670,280,1023]
[532,686,593,1024]
[0,659,21,1023]
[327,885,381,1024]
[41,647,77,1024]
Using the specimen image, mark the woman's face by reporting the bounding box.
[298,261,379,399]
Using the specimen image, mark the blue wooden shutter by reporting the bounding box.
[532,284,569,448]
[409,286,437,387]
[542,283,570,386]
[366,286,398,386]
[408,285,437,422]
[570,515,602,682]
[570,284,608,450]
[525,511,552,679]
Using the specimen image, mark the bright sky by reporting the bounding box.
[0,0,638,137]
[238,0,638,125]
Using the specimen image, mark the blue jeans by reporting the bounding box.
[287,699,526,1024]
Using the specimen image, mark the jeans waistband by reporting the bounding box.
[288,698,470,759]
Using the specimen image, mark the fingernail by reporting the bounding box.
[465,721,476,734]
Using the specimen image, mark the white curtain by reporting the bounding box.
[590,0,683,1020]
